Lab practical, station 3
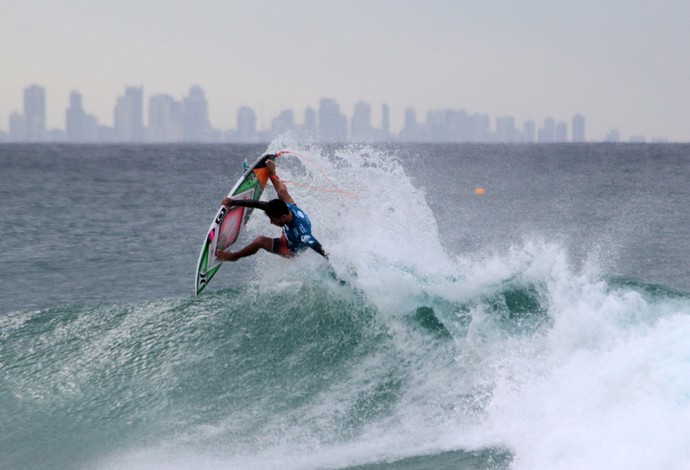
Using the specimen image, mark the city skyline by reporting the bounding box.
[2,1,690,142]
[0,83,675,144]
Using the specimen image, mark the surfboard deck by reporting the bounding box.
[194,153,275,296]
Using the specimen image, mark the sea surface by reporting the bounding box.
[2,141,690,470]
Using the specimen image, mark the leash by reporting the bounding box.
[274,150,359,200]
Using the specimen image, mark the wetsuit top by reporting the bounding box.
[229,199,322,254]
[283,203,319,252]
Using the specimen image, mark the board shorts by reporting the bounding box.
[271,234,293,258]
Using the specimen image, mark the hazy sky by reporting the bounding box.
[2,0,689,141]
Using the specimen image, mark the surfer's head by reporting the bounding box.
[265,199,291,226]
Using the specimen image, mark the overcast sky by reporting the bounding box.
[2,0,689,141]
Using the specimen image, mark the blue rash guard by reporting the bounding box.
[283,203,319,252]
[228,198,324,257]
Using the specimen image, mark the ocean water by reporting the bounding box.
[2,142,690,470]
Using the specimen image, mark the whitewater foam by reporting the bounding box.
[248,143,690,469]
[461,244,690,470]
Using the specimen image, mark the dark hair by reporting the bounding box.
[265,199,289,218]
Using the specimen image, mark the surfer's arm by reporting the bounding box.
[311,242,328,259]
[221,197,268,211]
[266,160,295,204]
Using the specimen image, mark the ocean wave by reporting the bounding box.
[4,237,690,469]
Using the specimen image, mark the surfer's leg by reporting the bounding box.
[224,236,273,261]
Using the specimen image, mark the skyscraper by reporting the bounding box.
[318,98,348,143]
[303,107,317,140]
[572,114,586,142]
[114,86,144,143]
[24,84,46,142]
[400,107,422,142]
[381,104,390,141]
[555,122,568,142]
[427,109,457,142]
[471,114,491,142]
[183,86,210,142]
[538,118,556,143]
[66,91,84,141]
[523,120,536,143]
[149,94,183,142]
[114,95,133,142]
[271,109,296,138]
[237,107,257,142]
[496,116,517,142]
[404,107,417,131]
[9,111,27,142]
[66,91,99,142]
[351,101,372,141]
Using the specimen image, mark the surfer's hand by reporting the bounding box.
[221,197,233,207]
[266,160,276,176]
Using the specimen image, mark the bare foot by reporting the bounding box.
[215,249,239,261]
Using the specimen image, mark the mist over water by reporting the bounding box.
[2,142,690,469]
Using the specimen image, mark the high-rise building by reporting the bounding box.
[447,109,471,142]
[538,118,556,143]
[496,116,517,143]
[555,122,568,142]
[471,113,492,142]
[114,86,144,142]
[130,87,144,142]
[427,109,456,142]
[523,120,536,143]
[404,107,417,131]
[183,86,210,142]
[66,91,99,142]
[24,84,46,142]
[237,107,257,142]
[149,94,183,142]
[400,107,426,142]
[351,101,372,141]
[9,111,27,142]
[318,98,347,143]
[114,95,133,142]
[271,109,296,138]
[66,91,84,141]
[424,109,474,142]
[426,110,446,142]
[381,104,390,141]
[303,107,317,140]
[572,114,585,142]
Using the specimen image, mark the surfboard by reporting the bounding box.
[194,153,275,296]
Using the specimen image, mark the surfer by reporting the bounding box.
[215,160,328,261]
